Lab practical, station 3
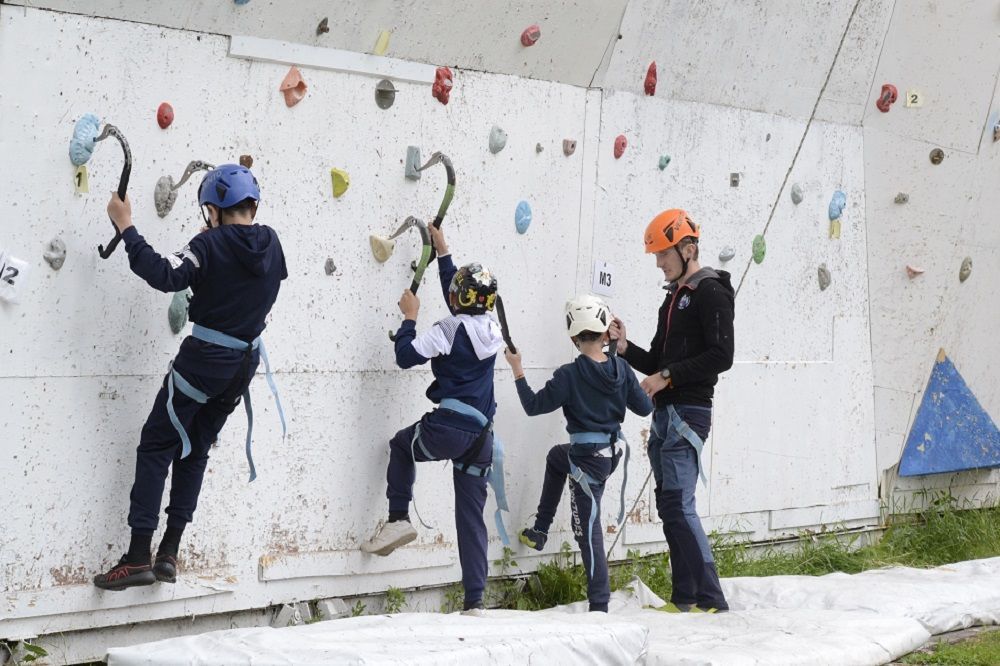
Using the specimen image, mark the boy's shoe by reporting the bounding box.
[461,602,485,617]
[518,527,547,551]
[654,601,695,613]
[93,555,156,591]
[153,554,177,583]
[695,606,728,614]
[361,520,417,556]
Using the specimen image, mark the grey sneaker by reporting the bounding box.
[361,520,417,556]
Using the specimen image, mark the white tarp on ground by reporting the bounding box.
[107,558,1000,666]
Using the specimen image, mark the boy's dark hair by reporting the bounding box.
[574,330,604,343]
[220,197,257,221]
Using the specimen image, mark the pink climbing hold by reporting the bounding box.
[432,66,453,105]
[279,66,308,108]
[876,84,898,113]
[644,61,657,96]
[156,102,174,129]
[614,134,627,159]
[520,24,541,47]
[905,265,925,279]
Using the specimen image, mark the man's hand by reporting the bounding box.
[504,347,524,379]
[640,372,671,398]
[428,224,449,255]
[107,192,133,233]
[398,289,420,320]
[610,317,628,355]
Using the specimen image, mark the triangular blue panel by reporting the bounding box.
[899,351,1000,476]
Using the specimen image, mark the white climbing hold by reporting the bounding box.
[370,235,395,263]
[43,238,66,270]
[489,126,508,154]
[718,246,735,262]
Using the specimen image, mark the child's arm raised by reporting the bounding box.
[430,225,456,308]
[504,348,569,416]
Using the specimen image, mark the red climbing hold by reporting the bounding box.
[157,102,174,129]
[614,134,627,159]
[520,24,541,47]
[876,84,898,113]
[644,62,657,96]
[432,66,453,105]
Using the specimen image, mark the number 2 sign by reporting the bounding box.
[0,249,29,303]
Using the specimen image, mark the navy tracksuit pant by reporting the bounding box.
[128,342,258,537]
[386,410,492,608]
[532,443,620,612]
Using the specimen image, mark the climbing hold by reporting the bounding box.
[828,191,846,221]
[993,122,1000,142]
[432,66,453,105]
[168,289,192,335]
[905,265,925,279]
[790,183,803,204]
[644,61,657,96]
[156,103,174,129]
[563,139,577,156]
[730,173,740,187]
[929,148,945,165]
[234,0,250,5]
[658,155,671,170]
[369,235,395,263]
[894,192,909,204]
[515,201,532,234]
[959,257,973,283]
[718,246,735,262]
[751,235,766,264]
[817,264,831,291]
[829,219,842,239]
[154,176,178,217]
[43,238,66,270]
[375,79,396,110]
[69,113,100,166]
[535,143,544,153]
[489,126,508,154]
[330,168,350,198]
[324,258,336,275]
[520,24,541,47]
[405,146,422,180]
[316,18,329,35]
[875,84,898,113]
[374,31,391,55]
[240,154,254,168]
[614,135,627,159]
[74,165,90,194]
[279,66,307,107]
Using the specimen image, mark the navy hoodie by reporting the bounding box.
[514,354,653,436]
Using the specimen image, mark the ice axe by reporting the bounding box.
[91,125,132,258]
[494,294,517,354]
[384,216,432,341]
[412,151,455,268]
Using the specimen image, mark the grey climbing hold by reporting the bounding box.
[535,143,544,153]
[563,139,576,156]
[489,126,508,154]
[752,235,766,264]
[43,238,66,270]
[959,257,972,282]
[718,246,735,262]
[168,289,192,335]
[828,191,846,221]
[316,17,330,35]
[730,173,740,187]
[515,200,532,234]
[658,155,671,170]
[818,264,831,291]
[405,146,421,180]
[790,184,803,205]
[154,176,178,218]
[894,192,909,204]
[929,148,945,165]
[324,258,336,275]
[375,79,396,110]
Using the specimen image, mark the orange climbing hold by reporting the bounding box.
[280,66,308,107]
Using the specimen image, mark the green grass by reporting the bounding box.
[901,629,1000,665]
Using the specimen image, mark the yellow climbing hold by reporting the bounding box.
[829,219,841,240]
[369,235,395,263]
[374,31,391,55]
[330,168,350,198]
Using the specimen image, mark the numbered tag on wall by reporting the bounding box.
[905,90,924,108]
[0,250,30,303]
[592,260,615,298]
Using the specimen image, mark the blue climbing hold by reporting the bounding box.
[899,350,1000,476]
[828,190,846,221]
[515,201,532,234]
[234,0,250,5]
[69,113,100,166]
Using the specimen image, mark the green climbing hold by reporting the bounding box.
[168,289,192,334]
[658,155,671,170]
[330,168,350,198]
[752,235,766,264]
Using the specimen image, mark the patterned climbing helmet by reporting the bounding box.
[565,294,611,337]
[644,209,699,254]
[449,263,498,314]
[198,164,261,209]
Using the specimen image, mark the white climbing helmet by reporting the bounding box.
[565,294,611,337]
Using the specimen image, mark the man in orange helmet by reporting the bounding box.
[610,208,735,613]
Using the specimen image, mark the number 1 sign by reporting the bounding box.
[0,249,29,303]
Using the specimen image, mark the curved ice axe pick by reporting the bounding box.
[154,160,215,218]
[95,124,133,259]
[494,294,517,354]
[413,151,455,268]
[386,216,432,341]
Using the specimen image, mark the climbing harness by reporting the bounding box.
[94,124,132,259]
[568,430,630,577]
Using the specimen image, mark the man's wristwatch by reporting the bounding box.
[659,367,671,381]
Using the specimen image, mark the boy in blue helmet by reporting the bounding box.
[504,294,652,613]
[361,225,505,616]
[93,164,287,590]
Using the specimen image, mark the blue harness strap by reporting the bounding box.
[440,398,510,546]
[166,324,286,483]
[665,405,707,486]
[567,429,628,578]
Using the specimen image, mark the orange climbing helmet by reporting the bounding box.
[644,209,700,254]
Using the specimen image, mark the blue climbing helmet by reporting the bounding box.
[198,164,260,209]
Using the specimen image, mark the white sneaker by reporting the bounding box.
[460,607,485,617]
[360,520,417,556]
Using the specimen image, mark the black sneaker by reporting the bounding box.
[518,527,547,551]
[93,555,155,591]
[153,554,177,583]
